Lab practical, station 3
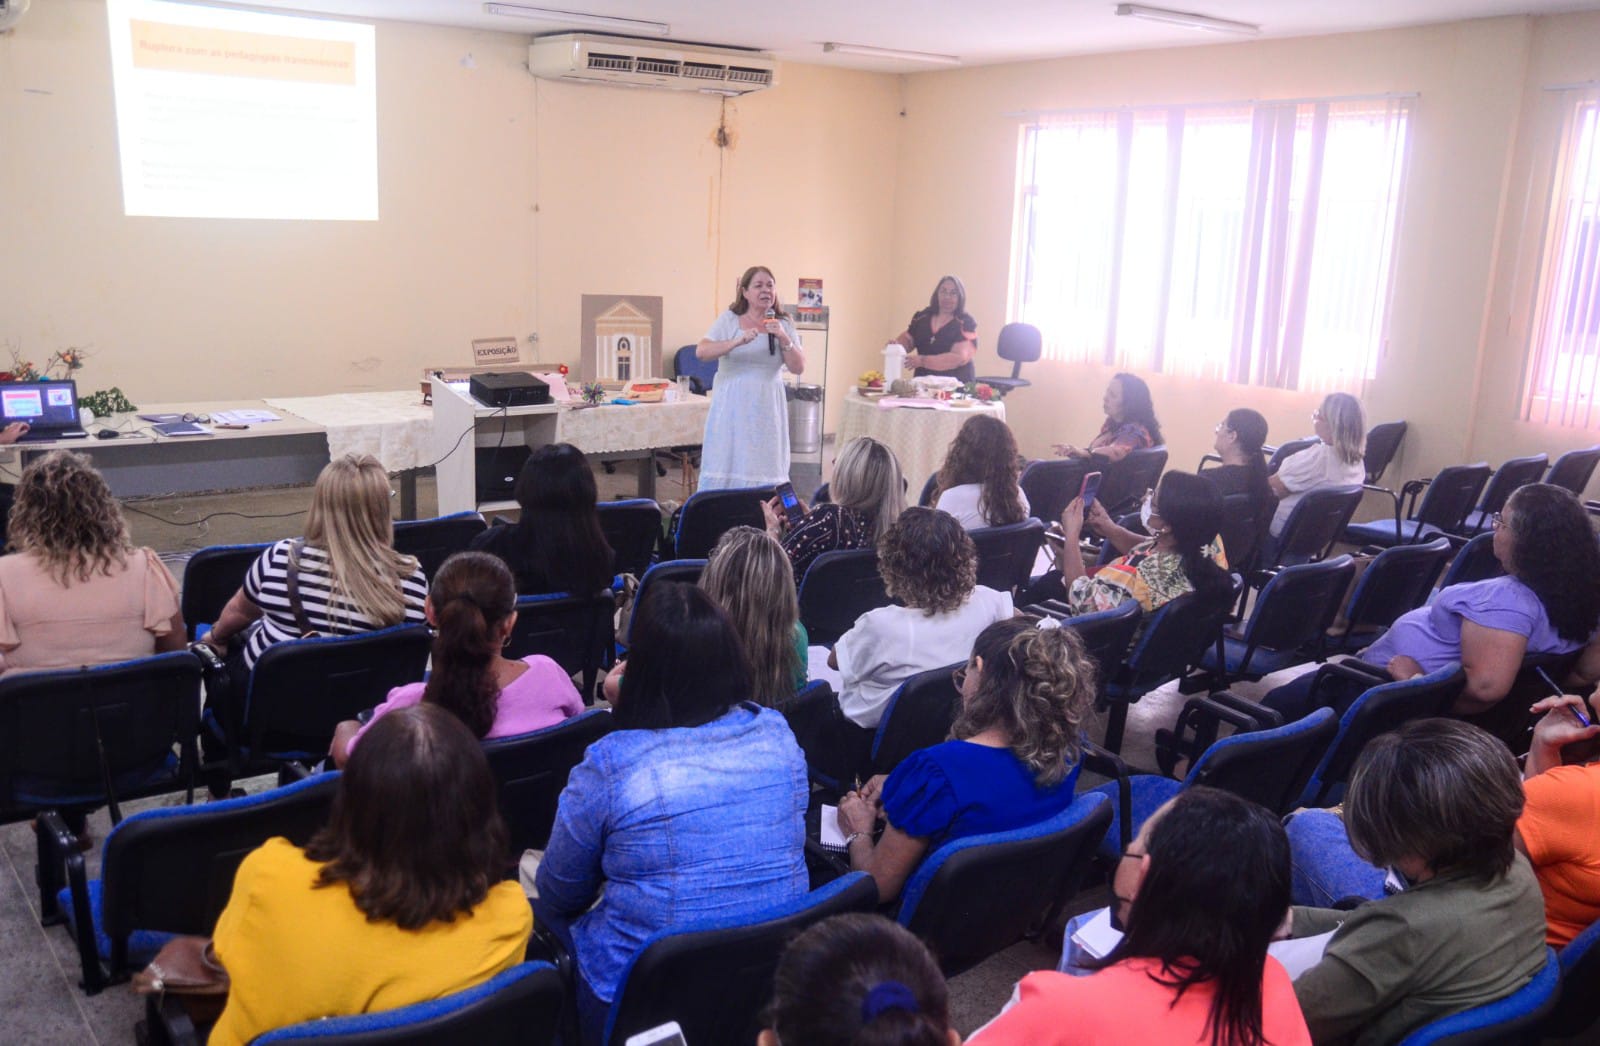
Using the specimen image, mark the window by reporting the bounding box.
[1011,97,1412,394]
[1523,90,1600,427]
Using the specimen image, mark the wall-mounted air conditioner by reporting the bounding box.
[528,33,777,94]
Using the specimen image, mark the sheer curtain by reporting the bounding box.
[1523,88,1600,427]
[1012,97,1412,395]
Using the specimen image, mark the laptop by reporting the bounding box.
[0,380,89,441]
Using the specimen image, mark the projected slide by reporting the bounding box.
[106,0,377,221]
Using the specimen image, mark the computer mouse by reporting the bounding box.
[95,429,120,440]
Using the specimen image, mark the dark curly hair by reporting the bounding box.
[1503,483,1600,642]
[877,507,977,615]
[8,450,132,584]
[952,619,1095,786]
[934,414,1026,526]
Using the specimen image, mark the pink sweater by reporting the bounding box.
[349,655,583,752]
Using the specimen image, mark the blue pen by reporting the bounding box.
[1535,667,1592,728]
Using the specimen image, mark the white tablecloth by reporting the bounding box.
[265,391,435,473]
[835,391,1007,494]
[554,397,711,455]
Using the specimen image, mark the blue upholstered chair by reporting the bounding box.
[181,542,270,640]
[1545,916,1600,1038]
[602,873,879,1046]
[897,792,1111,976]
[672,486,775,559]
[391,511,487,581]
[251,962,566,1045]
[597,498,663,578]
[797,548,890,648]
[1393,948,1559,1045]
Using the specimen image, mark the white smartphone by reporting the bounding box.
[626,1022,689,1046]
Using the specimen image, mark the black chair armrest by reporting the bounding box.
[1308,660,1390,709]
[1197,453,1222,471]
[1081,740,1132,853]
[1203,690,1283,730]
[141,992,202,1046]
[1176,693,1270,737]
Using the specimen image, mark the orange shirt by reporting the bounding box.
[1517,762,1600,947]
[970,958,1311,1046]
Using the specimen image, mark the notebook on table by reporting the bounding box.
[0,380,88,441]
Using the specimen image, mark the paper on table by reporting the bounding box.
[1070,906,1123,959]
[1269,930,1336,980]
[211,409,281,424]
[818,804,848,850]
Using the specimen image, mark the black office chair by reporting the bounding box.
[1345,462,1491,548]
[1095,445,1167,517]
[1295,662,1466,807]
[392,511,488,581]
[797,548,891,647]
[483,709,614,855]
[1266,436,1319,472]
[1458,454,1548,536]
[1201,556,1356,686]
[1264,484,1364,568]
[1096,708,1339,861]
[1326,537,1453,653]
[896,792,1111,976]
[602,873,879,1046]
[2,652,206,927]
[619,559,706,650]
[1216,489,1266,582]
[970,518,1046,595]
[506,590,616,703]
[42,772,338,995]
[597,499,662,578]
[1026,599,1143,707]
[977,322,1042,394]
[1544,916,1600,1039]
[1362,421,1408,485]
[867,662,963,777]
[1546,444,1600,497]
[1019,457,1094,527]
[672,486,775,559]
[1098,580,1240,753]
[1437,531,1505,590]
[181,542,269,640]
[251,962,566,1046]
[205,624,433,772]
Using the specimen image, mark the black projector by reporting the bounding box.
[470,371,551,408]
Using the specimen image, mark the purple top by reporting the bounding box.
[349,654,584,752]
[1362,575,1583,672]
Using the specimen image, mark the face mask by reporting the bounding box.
[1140,496,1154,532]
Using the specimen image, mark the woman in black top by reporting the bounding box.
[469,443,614,596]
[1202,408,1275,571]
[892,275,978,383]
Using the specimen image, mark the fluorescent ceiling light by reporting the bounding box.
[823,42,960,66]
[482,4,670,36]
[1115,3,1260,36]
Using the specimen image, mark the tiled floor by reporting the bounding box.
[2,451,1307,1041]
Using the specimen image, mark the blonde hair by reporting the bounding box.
[701,527,801,708]
[1321,393,1366,467]
[830,437,904,543]
[303,454,419,628]
[8,451,132,584]
[951,620,1095,787]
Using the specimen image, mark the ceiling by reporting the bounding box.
[239,0,1600,70]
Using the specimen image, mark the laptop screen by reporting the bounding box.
[0,381,79,430]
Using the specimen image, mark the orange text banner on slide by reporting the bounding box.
[129,19,356,85]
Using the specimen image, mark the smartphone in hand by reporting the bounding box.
[775,481,805,527]
[1079,471,1103,513]
[626,1022,688,1046]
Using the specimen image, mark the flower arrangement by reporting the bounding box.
[962,381,1002,403]
[579,382,607,407]
[3,342,89,383]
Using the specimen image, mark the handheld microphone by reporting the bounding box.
[765,307,777,355]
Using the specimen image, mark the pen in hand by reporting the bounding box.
[1535,667,1592,728]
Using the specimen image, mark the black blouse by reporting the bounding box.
[907,310,978,384]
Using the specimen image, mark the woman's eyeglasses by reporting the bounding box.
[1490,512,1509,531]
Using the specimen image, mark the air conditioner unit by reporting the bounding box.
[528,33,777,95]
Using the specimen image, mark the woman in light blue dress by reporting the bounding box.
[696,265,805,491]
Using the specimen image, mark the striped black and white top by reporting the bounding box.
[241,538,428,669]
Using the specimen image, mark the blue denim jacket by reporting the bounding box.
[535,703,809,1005]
